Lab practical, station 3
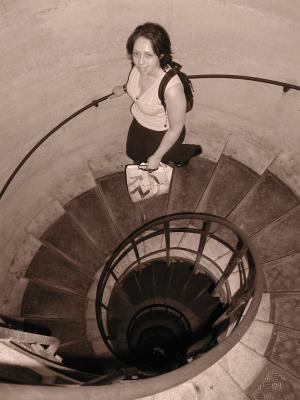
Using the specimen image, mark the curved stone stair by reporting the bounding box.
[10,141,300,398]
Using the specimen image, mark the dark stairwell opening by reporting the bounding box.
[107,259,225,374]
[95,213,259,379]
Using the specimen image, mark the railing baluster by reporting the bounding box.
[212,241,248,297]
[212,289,253,327]
[100,302,108,310]
[111,270,119,282]
[194,220,211,273]
[164,221,171,265]
[133,272,145,300]
[131,240,142,268]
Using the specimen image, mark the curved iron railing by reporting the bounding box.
[188,74,300,93]
[95,212,263,371]
[1,74,300,200]
[0,94,111,200]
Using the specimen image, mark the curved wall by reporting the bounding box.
[0,0,300,307]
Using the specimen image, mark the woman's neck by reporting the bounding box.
[140,66,162,80]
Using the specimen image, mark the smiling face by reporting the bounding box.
[132,36,161,77]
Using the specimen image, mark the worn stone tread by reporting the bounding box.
[42,213,101,276]
[65,188,119,257]
[263,253,300,293]
[196,155,258,217]
[252,205,300,263]
[168,157,216,215]
[25,245,93,296]
[97,172,142,239]
[22,281,87,319]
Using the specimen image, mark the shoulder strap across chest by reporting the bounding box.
[158,69,179,111]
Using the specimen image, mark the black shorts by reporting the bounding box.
[126,118,196,163]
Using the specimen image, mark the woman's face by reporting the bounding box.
[132,36,161,77]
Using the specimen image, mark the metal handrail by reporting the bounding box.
[95,212,263,366]
[188,74,300,92]
[0,94,112,200]
[1,74,299,200]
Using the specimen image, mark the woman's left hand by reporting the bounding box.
[147,155,161,171]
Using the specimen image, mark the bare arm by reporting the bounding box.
[147,81,186,170]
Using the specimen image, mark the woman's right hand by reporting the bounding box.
[110,85,126,98]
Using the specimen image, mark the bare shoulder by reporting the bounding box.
[165,75,184,101]
[165,73,183,91]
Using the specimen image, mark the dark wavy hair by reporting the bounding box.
[126,22,174,69]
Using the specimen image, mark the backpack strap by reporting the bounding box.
[158,68,179,112]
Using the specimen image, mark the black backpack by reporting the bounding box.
[158,63,194,113]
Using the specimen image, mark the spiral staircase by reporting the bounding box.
[0,134,299,399]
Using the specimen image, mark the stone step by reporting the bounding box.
[25,245,93,296]
[64,188,119,258]
[240,319,274,356]
[96,172,142,239]
[151,260,172,298]
[269,292,300,331]
[152,362,250,400]
[56,339,103,372]
[22,281,87,319]
[180,271,214,305]
[167,157,216,215]
[229,170,298,236]
[101,273,119,306]
[133,263,155,300]
[142,229,164,258]
[41,213,101,277]
[263,252,300,293]
[188,293,223,327]
[252,204,300,263]
[215,170,299,246]
[218,341,267,392]
[255,293,272,323]
[196,155,258,217]
[167,261,194,299]
[178,223,233,263]
[23,317,87,348]
[222,132,276,177]
[87,151,130,181]
[139,193,169,224]
[191,362,250,400]
[269,152,300,198]
[112,255,136,280]
[120,271,145,306]
[107,285,134,319]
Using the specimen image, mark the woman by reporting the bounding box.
[112,22,202,171]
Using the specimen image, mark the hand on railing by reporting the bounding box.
[110,85,127,98]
